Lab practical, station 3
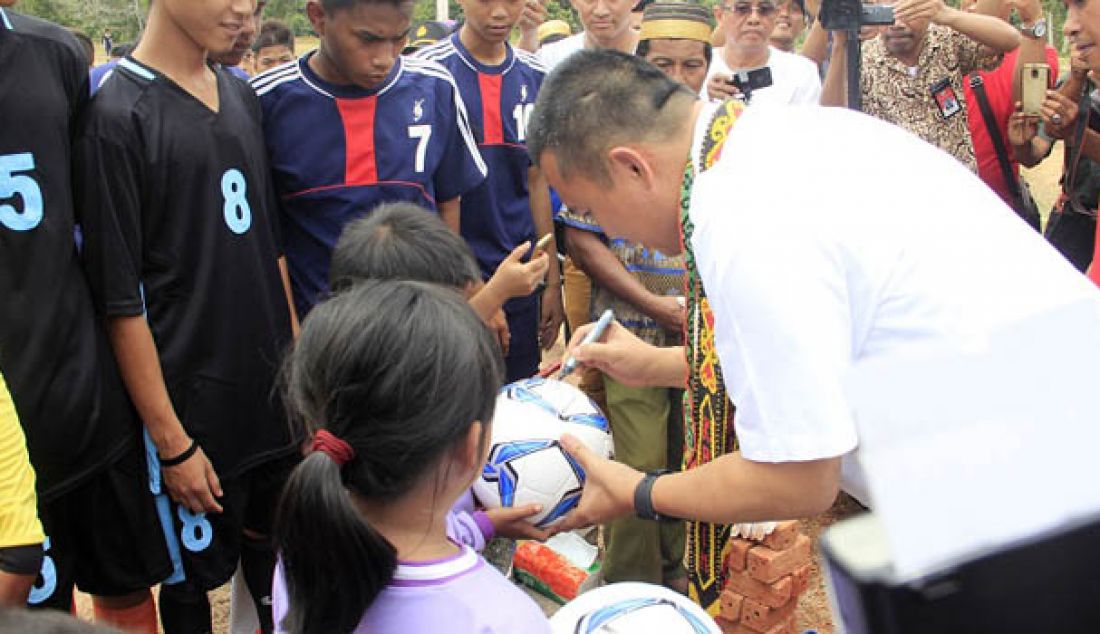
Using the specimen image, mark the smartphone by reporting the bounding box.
[533,233,553,256]
[1021,63,1050,116]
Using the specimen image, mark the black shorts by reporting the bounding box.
[28,435,172,609]
[158,450,299,595]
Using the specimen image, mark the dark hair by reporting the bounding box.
[635,38,713,66]
[253,19,295,53]
[110,43,133,59]
[329,202,482,291]
[321,0,415,12]
[70,30,94,67]
[274,280,503,634]
[527,49,696,185]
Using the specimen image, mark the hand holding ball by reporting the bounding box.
[473,378,613,527]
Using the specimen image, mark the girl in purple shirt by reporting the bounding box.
[271,280,549,633]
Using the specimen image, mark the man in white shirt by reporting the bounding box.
[526,48,1100,556]
[705,0,821,104]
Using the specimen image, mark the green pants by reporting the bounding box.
[601,375,686,584]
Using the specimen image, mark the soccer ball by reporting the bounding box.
[550,583,722,634]
[473,377,612,527]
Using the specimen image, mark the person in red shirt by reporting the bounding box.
[962,0,1058,206]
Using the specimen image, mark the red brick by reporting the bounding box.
[789,562,812,597]
[747,535,812,583]
[760,521,801,551]
[719,589,744,621]
[725,569,792,608]
[726,538,753,572]
[740,597,797,633]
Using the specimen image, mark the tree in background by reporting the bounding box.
[14,0,1072,62]
[19,0,147,46]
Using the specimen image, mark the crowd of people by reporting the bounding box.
[2,0,1100,631]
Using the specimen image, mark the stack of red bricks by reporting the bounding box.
[716,521,813,634]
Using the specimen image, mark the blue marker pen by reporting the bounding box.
[558,309,615,379]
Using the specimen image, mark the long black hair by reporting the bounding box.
[329,202,482,292]
[274,280,504,634]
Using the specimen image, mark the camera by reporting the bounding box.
[727,67,774,102]
[861,4,895,25]
[819,0,894,30]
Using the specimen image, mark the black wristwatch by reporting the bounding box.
[634,469,672,521]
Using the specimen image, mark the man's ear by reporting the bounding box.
[608,146,657,191]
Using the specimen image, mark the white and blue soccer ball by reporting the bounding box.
[473,377,612,527]
[550,583,722,634]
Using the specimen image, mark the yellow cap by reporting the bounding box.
[538,19,573,43]
[639,2,714,43]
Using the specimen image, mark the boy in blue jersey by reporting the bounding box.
[416,0,564,381]
[252,0,488,318]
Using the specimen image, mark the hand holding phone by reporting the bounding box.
[1021,63,1051,116]
[533,233,554,258]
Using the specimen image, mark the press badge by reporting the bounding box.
[931,77,962,119]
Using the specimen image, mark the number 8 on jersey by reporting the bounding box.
[221,168,252,235]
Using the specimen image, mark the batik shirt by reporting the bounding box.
[861,24,1001,172]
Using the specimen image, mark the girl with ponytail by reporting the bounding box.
[272,280,550,634]
[329,202,560,552]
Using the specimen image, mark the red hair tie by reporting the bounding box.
[312,429,355,467]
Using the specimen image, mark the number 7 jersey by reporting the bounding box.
[252,54,488,316]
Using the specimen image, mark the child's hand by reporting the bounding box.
[486,504,556,541]
[490,242,550,300]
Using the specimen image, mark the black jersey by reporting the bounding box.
[0,8,139,500]
[74,56,296,480]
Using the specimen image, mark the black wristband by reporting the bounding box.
[634,469,671,521]
[159,439,198,468]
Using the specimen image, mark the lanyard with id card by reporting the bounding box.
[931,77,962,119]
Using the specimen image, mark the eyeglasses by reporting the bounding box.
[725,2,778,17]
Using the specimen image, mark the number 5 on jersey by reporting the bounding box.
[0,153,44,232]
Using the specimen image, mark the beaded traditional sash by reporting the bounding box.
[679,99,744,615]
